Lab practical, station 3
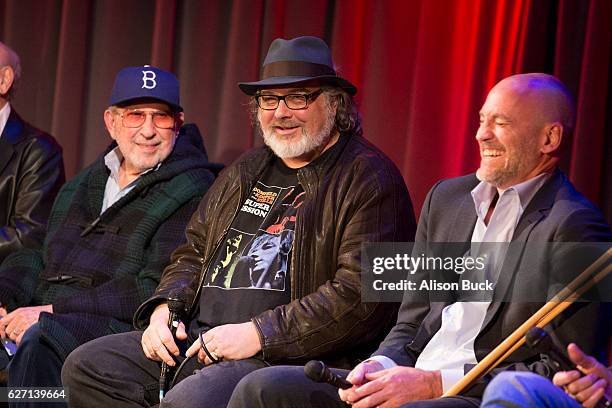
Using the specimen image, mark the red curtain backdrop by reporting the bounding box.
[1,0,610,221]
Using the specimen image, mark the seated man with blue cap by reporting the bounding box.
[0,65,217,400]
[61,36,416,408]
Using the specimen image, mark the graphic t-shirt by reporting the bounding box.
[196,158,304,329]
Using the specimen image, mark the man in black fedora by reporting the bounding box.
[62,36,416,407]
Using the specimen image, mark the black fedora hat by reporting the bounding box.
[238,36,357,96]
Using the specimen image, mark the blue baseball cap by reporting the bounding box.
[109,65,183,112]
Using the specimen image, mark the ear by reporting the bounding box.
[174,112,185,133]
[104,109,118,139]
[328,93,339,114]
[0,66,15,96]
[541,123,563,154]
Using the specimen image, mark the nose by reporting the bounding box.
[475,122,493,142]
[140,113,157,137]
[273,99,292,119]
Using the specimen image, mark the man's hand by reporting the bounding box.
[553,343,611,408]
[186,321,261,365]
[339,366,442,408]
[344,360,385,389]
[339,360,384,404]
[141,303,187,366]
[0,304,53,344]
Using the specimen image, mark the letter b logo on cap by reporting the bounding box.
[142,70,157,89]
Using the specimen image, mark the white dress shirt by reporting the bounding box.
[0,103,11,137]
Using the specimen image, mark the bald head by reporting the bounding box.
[0,41,21,102]
[476,73,575,189]
[492,73,576,138]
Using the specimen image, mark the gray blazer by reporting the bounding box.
[374,169,611,396]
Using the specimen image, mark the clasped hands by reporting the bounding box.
[0,304,52,344]
[141,303,262,367]
[338,360,442,408]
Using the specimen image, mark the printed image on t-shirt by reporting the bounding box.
[204,180,304,291]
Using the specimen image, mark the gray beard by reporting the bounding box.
[475,156,525,188]
[259,112,336,160]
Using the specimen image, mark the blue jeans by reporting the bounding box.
[481,371,581,408]
[7,323,66,408]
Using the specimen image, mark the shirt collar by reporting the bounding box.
[104,146,162,183]
[506,172,551,210]
[471,172,551,220]
[0,103,11,137]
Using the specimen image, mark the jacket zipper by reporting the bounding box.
[293,168,317,299]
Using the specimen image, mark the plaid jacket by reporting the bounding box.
[0,124,217,360]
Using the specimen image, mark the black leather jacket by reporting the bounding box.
[0,109,64,263]
[135,134,416,367]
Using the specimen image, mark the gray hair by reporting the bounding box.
[321,86,362,136]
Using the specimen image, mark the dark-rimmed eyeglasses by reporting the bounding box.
[116,109,176,129]
[255,89,323,110]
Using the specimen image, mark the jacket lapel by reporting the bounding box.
[85,158,110,218]
[480,171,561,330]
[0,138,14,175]
[0,111,24,174]
[448,192,478,242]
[412,180,478,348]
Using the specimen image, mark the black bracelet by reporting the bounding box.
[199,330,221,364]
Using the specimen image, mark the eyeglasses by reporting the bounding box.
[117,109,176,129]
[255,89,323,110]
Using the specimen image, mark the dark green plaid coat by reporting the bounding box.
[0,124,217,360]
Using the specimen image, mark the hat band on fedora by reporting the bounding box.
[261,61,336,80]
